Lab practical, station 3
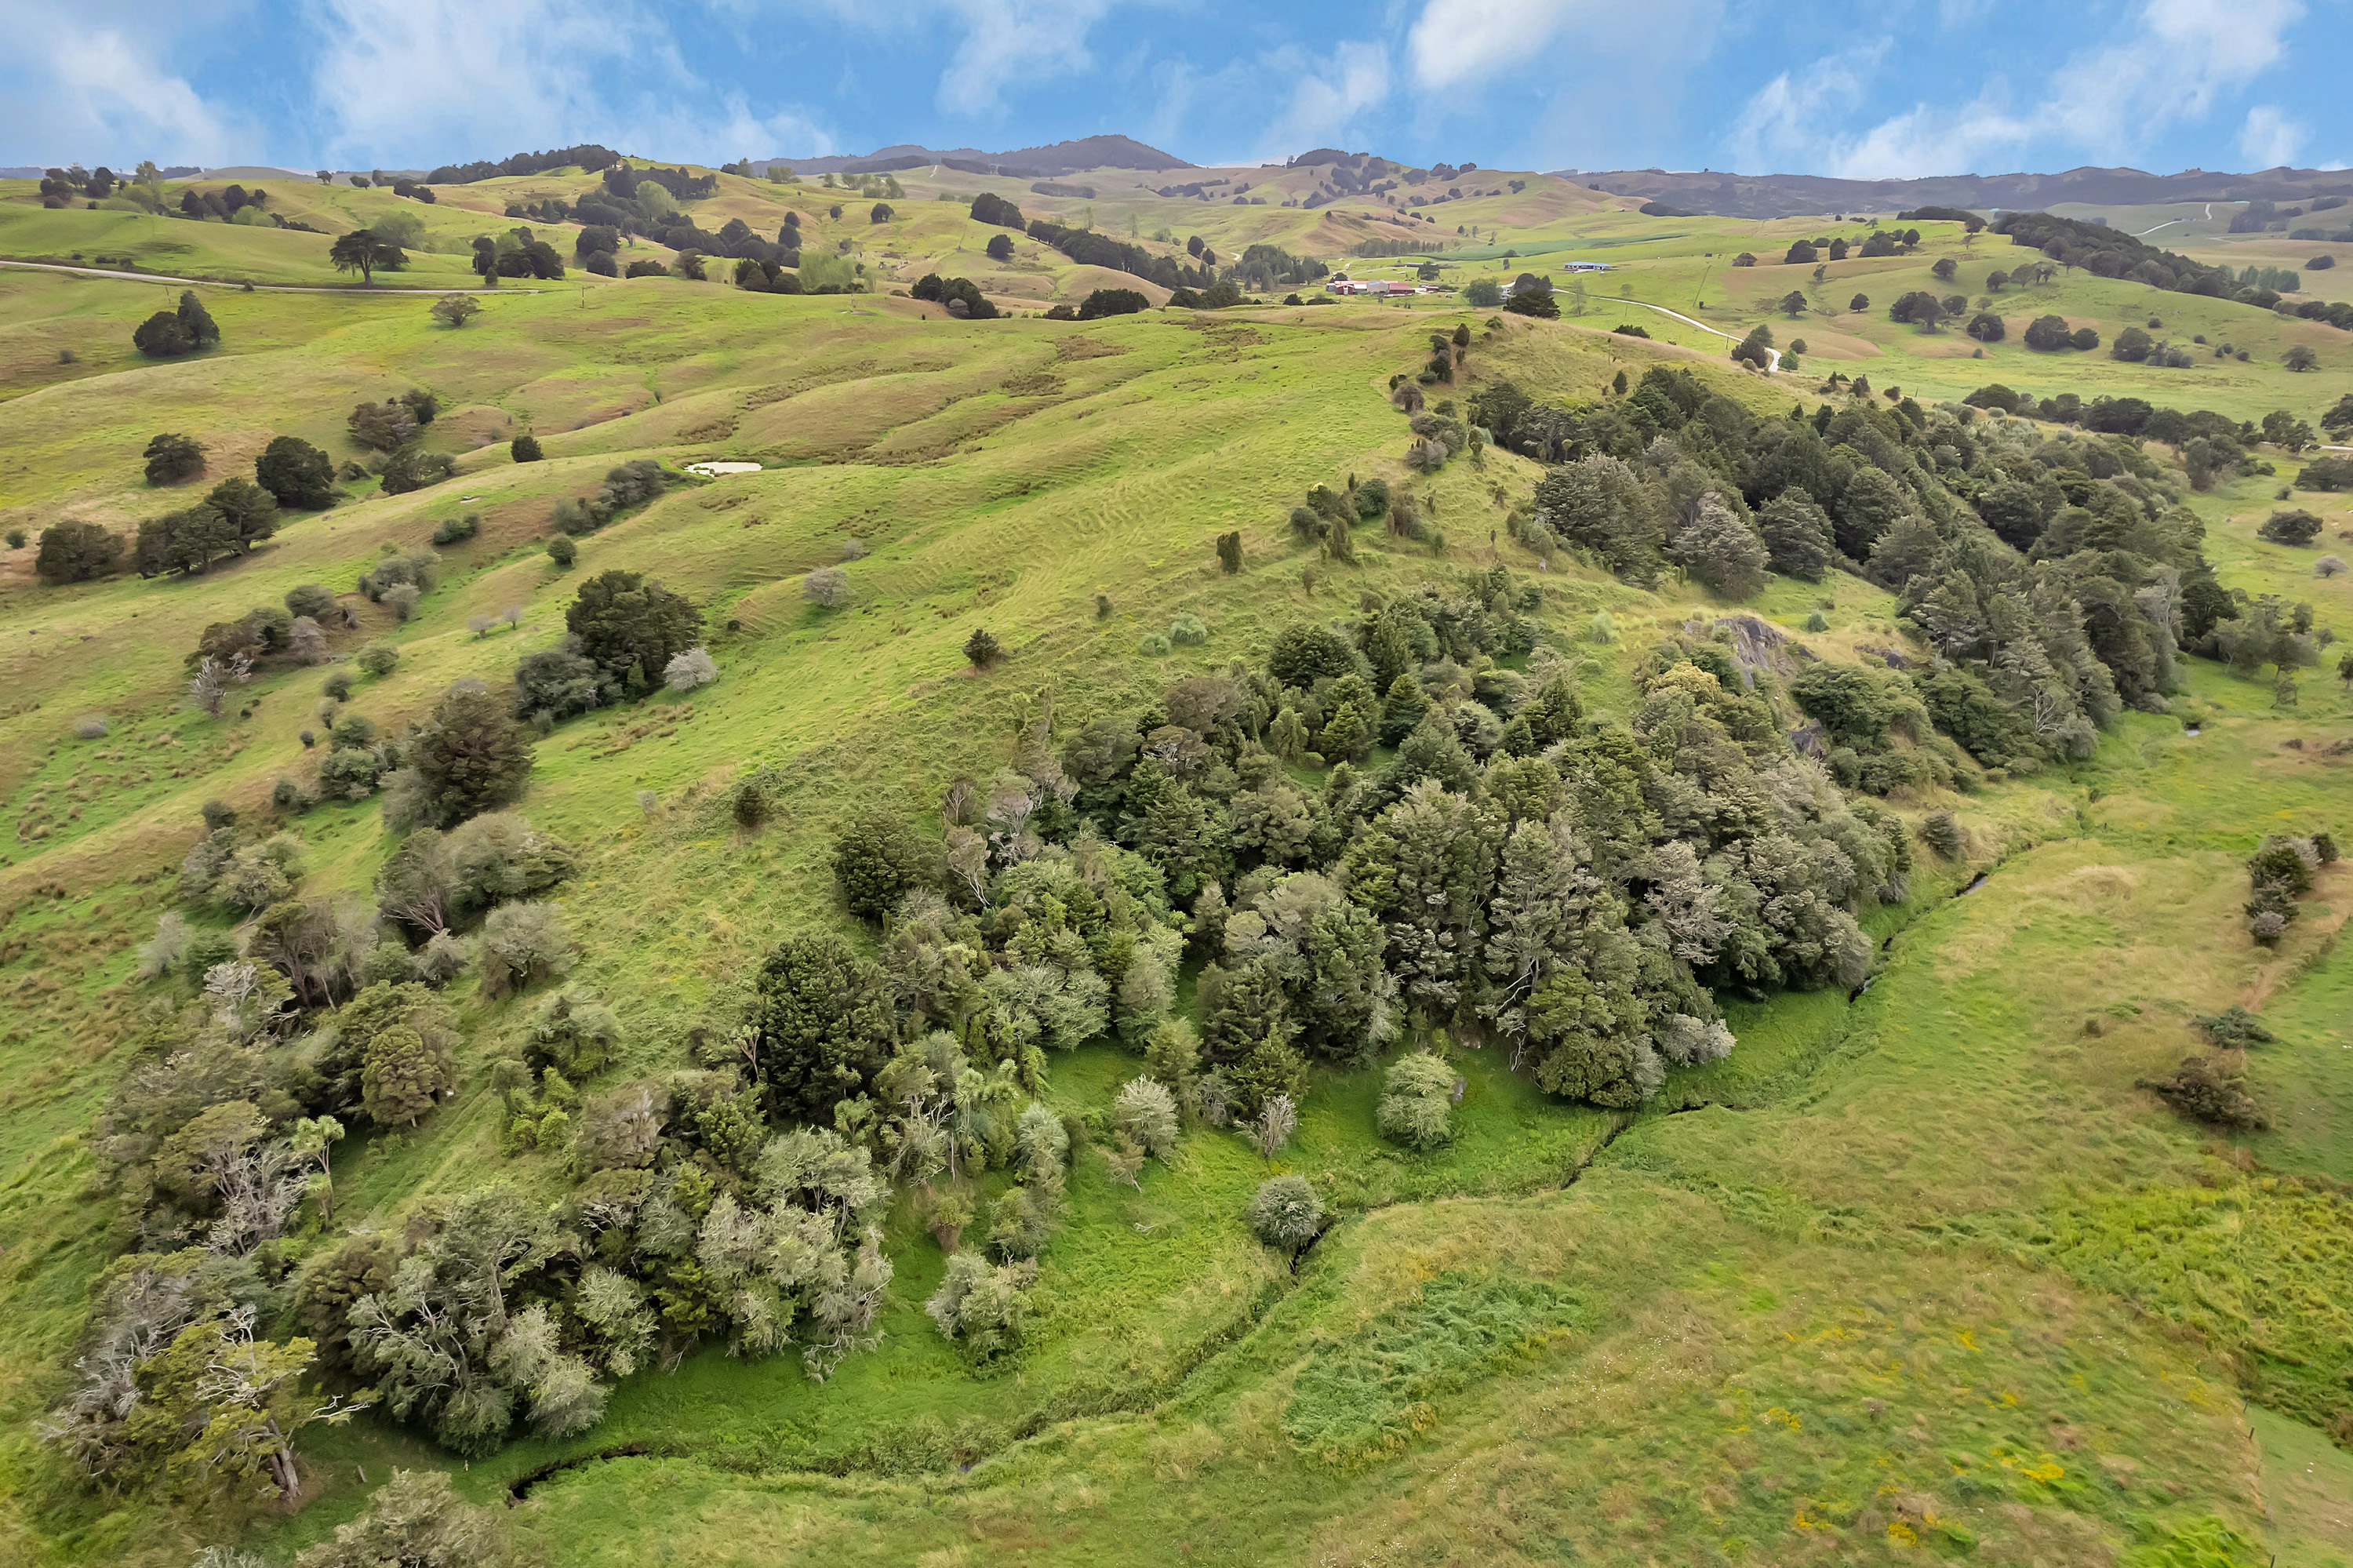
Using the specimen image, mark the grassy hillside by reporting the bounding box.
[1,181,2350,1568]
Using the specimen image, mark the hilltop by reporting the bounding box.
[1564,162,2353,220]
[767,134,1194,177]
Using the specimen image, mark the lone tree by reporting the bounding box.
[256,435,337,508]
[1847,293,1870,312]
[1931,257,1958,282]
[35,520,123,584]
[965,627,1001,669]
[430,294,481,329]
[329,229,406,285]
[985,232,1014,261]
[1779,290,1806,316]
[407,682,534,828]
[2283,344,2318,373]
[144,431,207,486]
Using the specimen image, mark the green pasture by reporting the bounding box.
[0,193,2350,1567]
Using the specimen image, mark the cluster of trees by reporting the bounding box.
[177,183,270,222]
[132,290,220,358]
[469,227,566,282]
[551,163,723,257]
[1958,384,2322,487]
[426,144,622,184]
[1227,244,1329,293]
[2242,832,2337,944]
[1075,287,1149,320]
[1986,213,2331,316]
[38,162,117,202]
[2023,315,2100,352]
[970,192,1026,229]
[910,275,997,318]
[32,431,347,585]
[1477,364,2240,771]
[544,460,671,540]
[1026,219,1217,293]
[134,476,279,576]
[1897,206,1985,231]
[515,567,703,716]
[44,772,572,1490]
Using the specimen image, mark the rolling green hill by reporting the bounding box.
[1,158,2351,1568]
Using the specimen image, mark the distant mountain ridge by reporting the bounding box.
[1551,163,2353,218]
[762,135,1192,179]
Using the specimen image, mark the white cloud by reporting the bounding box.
[2045,0,2302,151]
[2236,104,2307,169]
[1409,0,1724,171]
[934,0,1115,118]
[1728,41,1886,171]
[304,0,833,165]
[1409,0,1573,93]
[1727,0,2308,179]
[1263,41,1391,155]
[0,10,250,167]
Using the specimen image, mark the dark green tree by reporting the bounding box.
[831,809,934,921]
[565,570,702,693]
[1756,488,1835,580]
[174,290,220,347]
[985,232,1014,261]
[407,682,534,827]
[132,311,193,357]
[754,933,895,1121]
[202,476,279,552]
[256,435,338,508]
[329,229,406,285]
[511,433,544,462]
[143,432,206,485]
[965,627,1001,668]
[35,520,124,584]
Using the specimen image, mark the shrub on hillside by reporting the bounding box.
[511,434,544,463]
[804,566,851,608]
[2138,1056,2267,1129]
[663,647,717,691]
[1377,1052,1455,1149]
[1248,1175,1323,1250]
[2258,509,2322,545]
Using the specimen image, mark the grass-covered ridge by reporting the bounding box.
[0,172,2348,1568]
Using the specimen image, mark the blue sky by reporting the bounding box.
[0,0,2344,178]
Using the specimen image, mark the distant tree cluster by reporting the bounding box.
[911,275,998,319]
[425,144,622,184]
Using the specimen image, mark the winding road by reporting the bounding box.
[2135,203,2218,238]
[0,258,537,294]
[1616,299,1782,371]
